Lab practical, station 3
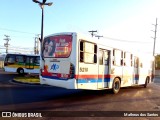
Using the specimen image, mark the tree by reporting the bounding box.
[155,55,160,70]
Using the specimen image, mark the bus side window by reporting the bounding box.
[131,54,133,66]
[8,55,15,63]
[30,57,34,64]
[140,62,143,68]
[121,51,123,66]
[124,52,126,66]
[134,57,138,68]
[113,49,122,66]
[16,56,24,63]
[80,41,84,62]
[104,50,110,65]
[112,49,115,65]
[94,44,97,63]
[35,56,40,65]
[124,52,132,67]
[99,50,103,65]
[80,40,97,64]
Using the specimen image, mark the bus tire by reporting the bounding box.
[144,77,149,88]
[112,78,121,94]
[17,68,24,75]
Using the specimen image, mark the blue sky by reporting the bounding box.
[0,0,160,54]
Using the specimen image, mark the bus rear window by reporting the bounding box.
[43,35,72,58]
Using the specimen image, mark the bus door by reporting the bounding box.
[98,49,110,89]
[134,57,139,84]
[138,59,146,84]
[25,56,34,69]
[122,53,133,86]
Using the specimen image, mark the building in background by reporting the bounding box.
[0,54,6,68]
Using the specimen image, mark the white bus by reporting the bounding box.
[40,32,153,94]
[4,53,40,74]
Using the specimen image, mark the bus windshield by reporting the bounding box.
[43,35,72,58]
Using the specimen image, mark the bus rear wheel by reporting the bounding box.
[112,78,121,94]
[17,68,24,75]
[144,77,149,88]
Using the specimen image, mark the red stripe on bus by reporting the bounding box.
[75,74,150,79]
[75,74,113,79]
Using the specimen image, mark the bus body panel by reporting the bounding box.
[4,67,17,73]
[40,32,153,91]
[40,76,77,89]
[76,62,98,90]
[40,33,78,89]
[121,66,134,87]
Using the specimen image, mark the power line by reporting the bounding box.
[0,27,38,35]
[0,45,33,53]
[9,45,33,49]
[88,30,152,43]
[0,47,34,53]
[102,36,152,44]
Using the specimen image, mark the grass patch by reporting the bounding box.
[14,75,40,84]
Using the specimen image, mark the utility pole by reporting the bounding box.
[88,30,97,37]
[151,18,158,82]
[152,18,158,56]
[34,34,40,55]
[3,35,11,53]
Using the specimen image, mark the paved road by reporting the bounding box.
[0,71,160,120]
[154,76,160,83]
[0,71,82,106]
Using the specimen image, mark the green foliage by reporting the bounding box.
[155,55,160,70]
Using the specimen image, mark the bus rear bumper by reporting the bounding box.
[40,76,77,89]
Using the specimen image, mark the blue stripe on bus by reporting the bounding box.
[42,75,112,82]
[77,78,112,83]
[134,77,139,80]
[42,75,139,83]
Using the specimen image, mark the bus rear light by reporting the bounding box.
[60,74,69,79]
[70,63,75,78]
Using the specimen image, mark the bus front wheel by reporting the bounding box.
[112,78,121,94]
[17,68,24,75]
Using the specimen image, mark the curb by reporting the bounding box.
[13,77,40,85]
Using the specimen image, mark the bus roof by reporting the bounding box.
[44,32,153,57]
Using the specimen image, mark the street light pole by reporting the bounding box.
[41,5,44,54]
[32,0,53,58]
